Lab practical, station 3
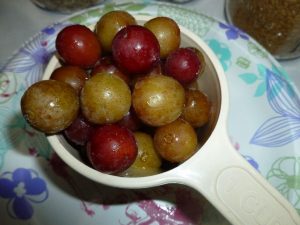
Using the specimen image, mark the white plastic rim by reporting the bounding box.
[45,15,300,225]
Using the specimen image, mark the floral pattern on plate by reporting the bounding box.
[0,1,299,224]
[0,168,48,220]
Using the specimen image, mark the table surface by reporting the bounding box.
[0,0,299,89]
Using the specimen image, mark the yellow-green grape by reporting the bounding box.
[181,89,211,127]
[21,80,79,134]
[80,73,131,124]
[123,132,162,176]
[132,74,185,126]
[154,118,198,163]
[144,16,180,59]
[95,10,137,52]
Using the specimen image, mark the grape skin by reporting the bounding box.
[21,80,79,134]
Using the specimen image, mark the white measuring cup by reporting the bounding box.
[44,16,300,225]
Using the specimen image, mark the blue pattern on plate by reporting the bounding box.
[1,22,67,87]
[0,168,48,220]
[0,84,52,170]
[251,69,300,147]
[219,22,249,40]
[243,155,259,171]
[207,39,232,71]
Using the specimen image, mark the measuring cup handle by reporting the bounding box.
[176,130,300,225]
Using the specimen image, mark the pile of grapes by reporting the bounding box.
[21,11,211,176]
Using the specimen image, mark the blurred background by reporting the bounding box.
[0,0,299,85]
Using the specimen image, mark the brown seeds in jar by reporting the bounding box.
[229,0,300,59]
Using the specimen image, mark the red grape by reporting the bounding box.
[112,25,160,75]
[87,124,138,174]
[164,47,200,85]
[91,56,130,84]
[64,114,94,146]
[117,107,143,131]
[56,24,101,69]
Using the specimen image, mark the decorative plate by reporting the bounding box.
[1,1,299,224]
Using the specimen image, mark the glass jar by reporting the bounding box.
[225,0,300,60]
[31,0,104,13]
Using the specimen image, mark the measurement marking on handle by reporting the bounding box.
[216,167,297,225]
